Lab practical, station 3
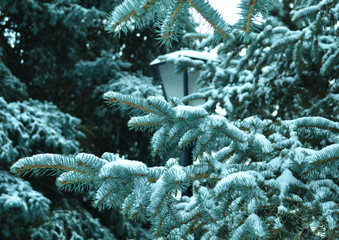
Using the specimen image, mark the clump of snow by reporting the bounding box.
[214,171,257,195]
[165,158,179,168]
[105,159,147,169]
[166,165,187,183]
[100,159,149,178]
[254,133,273,154]
[268,157,282,169]
[321,201,336,216]
[275,169,299,199]
[175,105,208,115]
[150,50,219,66]
[277,205,288,214]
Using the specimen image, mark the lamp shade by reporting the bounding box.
[150,50,218,106]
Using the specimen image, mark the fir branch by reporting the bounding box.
[320,49,339,76]
[128,115,165,131]
[218,123,248,143]
[95,187,114,208]
[146,96,175,118]
[153,189,169,217]
[183,213,200,238]
[155,218,165,237]
[241,0,257,33]
[142,0,158,10]
[292,0,335,22]
[8,0,339,237]
[104,91,156,114]
[183,32,209,40]
[229,213,269,240]
[56,171,98,191]
[160,0,186,43]
[187,0,231,41]
[129,120,163,128]
[292,5,320,22]
[237,0,272,36]
[293,33,305,63]
[289,117,339,132]
[214,147,235,163]
[75,153,108,174]
[178,128,200,149]
[106,0,162,34]
[214,172,258,198]
[168,124,183,141]
[100,159,149,179]
[304,144,339,175]
[106,0,137,34]
[58,178,93,187]
[11,154,84,176]
[272,31,303,49]
[151,126,171,156]
[194,132,216,161]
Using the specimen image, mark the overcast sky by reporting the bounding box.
[194,0,241,33]
[209,0,241,24]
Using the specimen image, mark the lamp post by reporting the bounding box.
[150,50,218,196]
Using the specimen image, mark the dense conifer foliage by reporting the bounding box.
[0,0,166,158]
[1,0,163,239]
[5,0,339,239]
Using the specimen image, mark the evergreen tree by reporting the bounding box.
[1,0,164,239]
[0,0,165,159]
[9,0,339,239]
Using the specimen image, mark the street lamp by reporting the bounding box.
[150,50,218,196]
[150,50,218,105]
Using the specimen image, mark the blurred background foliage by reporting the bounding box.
[0,0,189,238]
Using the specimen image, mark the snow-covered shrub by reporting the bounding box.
[0,171,116,240]
[0,170,50,239]
[0,62,28,102]
[73,50,132,94]
[30,209,116,240]
[0,97,84,164]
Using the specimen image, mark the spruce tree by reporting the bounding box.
[10,0,339,239]
[1,0,162,239]
[0,0,165,159]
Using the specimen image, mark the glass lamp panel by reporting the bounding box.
[187,70,204,106]
[158,62,184,99]
[158,62,204,106]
